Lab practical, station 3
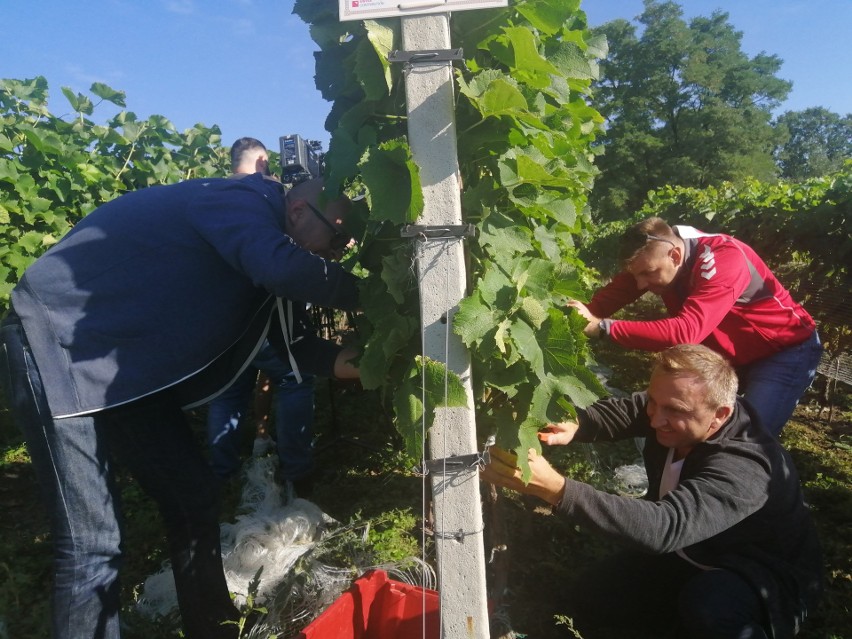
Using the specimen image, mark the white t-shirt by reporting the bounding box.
[659,448,717,571]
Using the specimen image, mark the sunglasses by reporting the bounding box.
[304,201,351,252]
[643,233,676,248]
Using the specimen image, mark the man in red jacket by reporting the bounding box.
[569,217,822,435]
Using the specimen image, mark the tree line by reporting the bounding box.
[589,0,852,222]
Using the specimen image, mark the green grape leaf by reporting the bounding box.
[363,20,395,98]
[360,139,423,224]
[478,78,529,116]
[90,82,127,107]
[516,0,580,35]
[540,308,579,375]
[61,87,94,115]
[509,318,544,379]
[380,246,414,304]
[393,356,468,459]
[477,265,514,308]
[454,291,497,347]
[502,27,558,85]
[481,359,527,398]
[548,41,596,81]
[518,295,547,329]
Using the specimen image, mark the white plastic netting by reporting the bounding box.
[134,455,434,637]
[588,363,649,497]
[135,455,332,620]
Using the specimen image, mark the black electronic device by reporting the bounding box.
[279,134,322,185]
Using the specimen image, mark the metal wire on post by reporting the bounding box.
[410,228,470,638]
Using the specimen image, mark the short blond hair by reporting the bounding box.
[652,344,738,409]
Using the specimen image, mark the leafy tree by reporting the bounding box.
[590,0,791,221]
[774,107,852,180]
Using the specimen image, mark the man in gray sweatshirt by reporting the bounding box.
[482,343,822,639]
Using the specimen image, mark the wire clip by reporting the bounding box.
[388,48,464,65]
[401,223,476,240]
[413,435,495,477]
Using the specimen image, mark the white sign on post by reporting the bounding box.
[339,0,507,22]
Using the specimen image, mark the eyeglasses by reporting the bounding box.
[305,201,351,252]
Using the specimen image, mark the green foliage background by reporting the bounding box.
[589,0,792,222]
[0,76,230,308]
[774,107,852,181]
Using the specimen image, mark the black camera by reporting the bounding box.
[279,134,323,186]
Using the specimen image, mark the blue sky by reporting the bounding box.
[3,0,851,156]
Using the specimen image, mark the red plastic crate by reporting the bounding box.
[298,569,439,639]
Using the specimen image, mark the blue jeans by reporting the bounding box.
[738,330,823,436]
[206,340,315,480]
[0,318,240,639]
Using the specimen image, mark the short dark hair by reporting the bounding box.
[230,137,267,174]
[618,217,677,265]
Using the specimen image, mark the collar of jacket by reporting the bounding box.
[232,172,288,231]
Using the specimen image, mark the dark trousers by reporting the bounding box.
[564,550,769,639]
[206,339,315,480]
[0,318,240,639]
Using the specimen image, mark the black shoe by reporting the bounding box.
[275,469,316,503]
[290,475,315,499]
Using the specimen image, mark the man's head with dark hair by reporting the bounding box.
[617,217,686,295]
[618,217,678,265]
[230,137,269,175]
[284,178,353,261]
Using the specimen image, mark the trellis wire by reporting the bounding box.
[413,232,466,638]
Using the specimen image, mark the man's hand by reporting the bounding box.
[481,447,566,506]
[333,347,360,379]
[537,421,580,446]
[566,300,602,338]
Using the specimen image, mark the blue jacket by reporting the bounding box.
[11,174,359,418]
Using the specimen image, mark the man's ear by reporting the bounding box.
[709,404,733,435]
[287,199,305,226]
[669,245,683,267]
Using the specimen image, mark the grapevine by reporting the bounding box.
[294,0,608,471]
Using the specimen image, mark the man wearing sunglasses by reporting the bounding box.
[0,169,359,639]
[567,216,821,436]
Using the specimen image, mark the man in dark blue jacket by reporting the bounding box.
[205,137,323,496]
[0,174,359,639]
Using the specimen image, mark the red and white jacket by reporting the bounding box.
[588,226,816,367]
